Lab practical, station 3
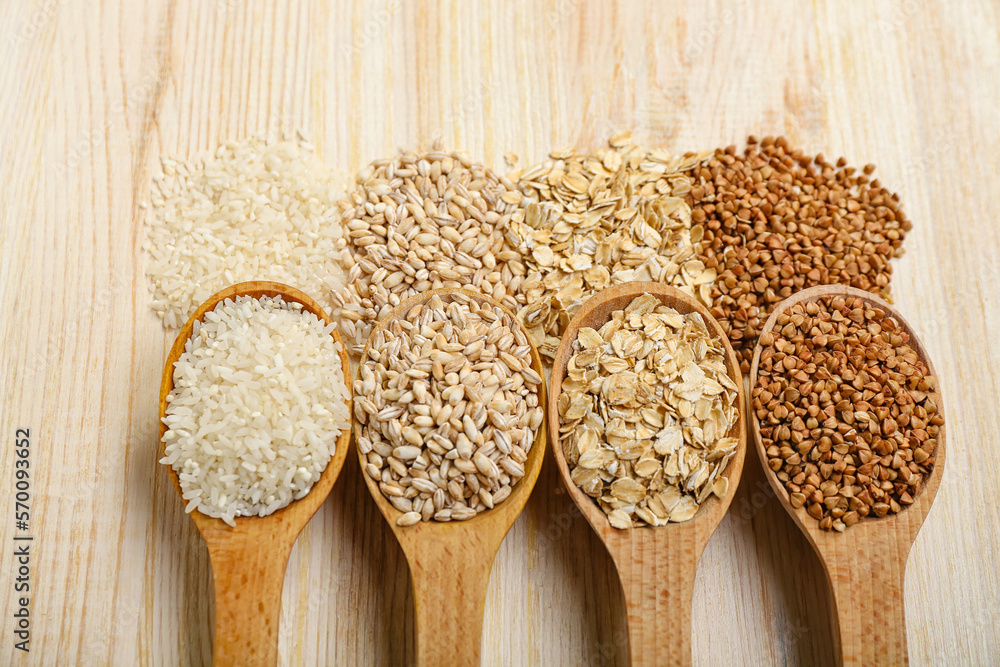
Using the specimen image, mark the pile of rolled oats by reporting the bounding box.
[334,151,531,355]
[507,133,714,360]
[355,292,544,526]
[558,294,740,528]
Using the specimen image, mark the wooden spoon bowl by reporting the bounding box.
[355,288,547,667]
[158,281,353,667]
[547,282,747,667]
[748,284,946,667]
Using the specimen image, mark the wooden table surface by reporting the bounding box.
[2,1,998,664]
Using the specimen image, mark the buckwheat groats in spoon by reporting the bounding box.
[750,285,945,666]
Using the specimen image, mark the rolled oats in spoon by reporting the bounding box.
[559,293,739,528]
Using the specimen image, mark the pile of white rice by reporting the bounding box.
[144,135,348,328]
[160,295,351,526]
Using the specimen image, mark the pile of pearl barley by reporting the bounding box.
[334,151,532,355]
[355,292,544,525]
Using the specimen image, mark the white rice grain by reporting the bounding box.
[160,295,350,526]
[144,136,348,328]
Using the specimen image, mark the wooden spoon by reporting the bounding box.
[548,282,747,667]
[748,285,946,666]
[158,281,353,667]
[355,288,547,667]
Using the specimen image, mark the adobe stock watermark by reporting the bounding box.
[875,0,920,35]
[11,428,33,652]
[582,628,627,666]
[55,68,162,178]
[728,475,782,525]
[6,0,64,47]
[531,473,782,556]
[532,495,584,556]
[896,125,962,188]
[679,0,751,65]
[339,1,401,59]
[23,269,130,384]
[544,0,585,31]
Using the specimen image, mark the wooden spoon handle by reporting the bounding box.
[410,546,495,667]
[612,538,701,667]
[208,536,295,667]
[827,559,908,666]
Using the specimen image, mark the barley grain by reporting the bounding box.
[357,292,543,524]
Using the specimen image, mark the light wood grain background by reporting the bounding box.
[2,1,998,664]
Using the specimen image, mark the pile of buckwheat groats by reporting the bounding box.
[681,136,911,373]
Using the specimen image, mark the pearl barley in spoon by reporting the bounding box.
[548,282,747,667]
[749,284,945,667]
[158,281,352,667]
[355,288,547,667]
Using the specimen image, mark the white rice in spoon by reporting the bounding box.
[160,295,350,526]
